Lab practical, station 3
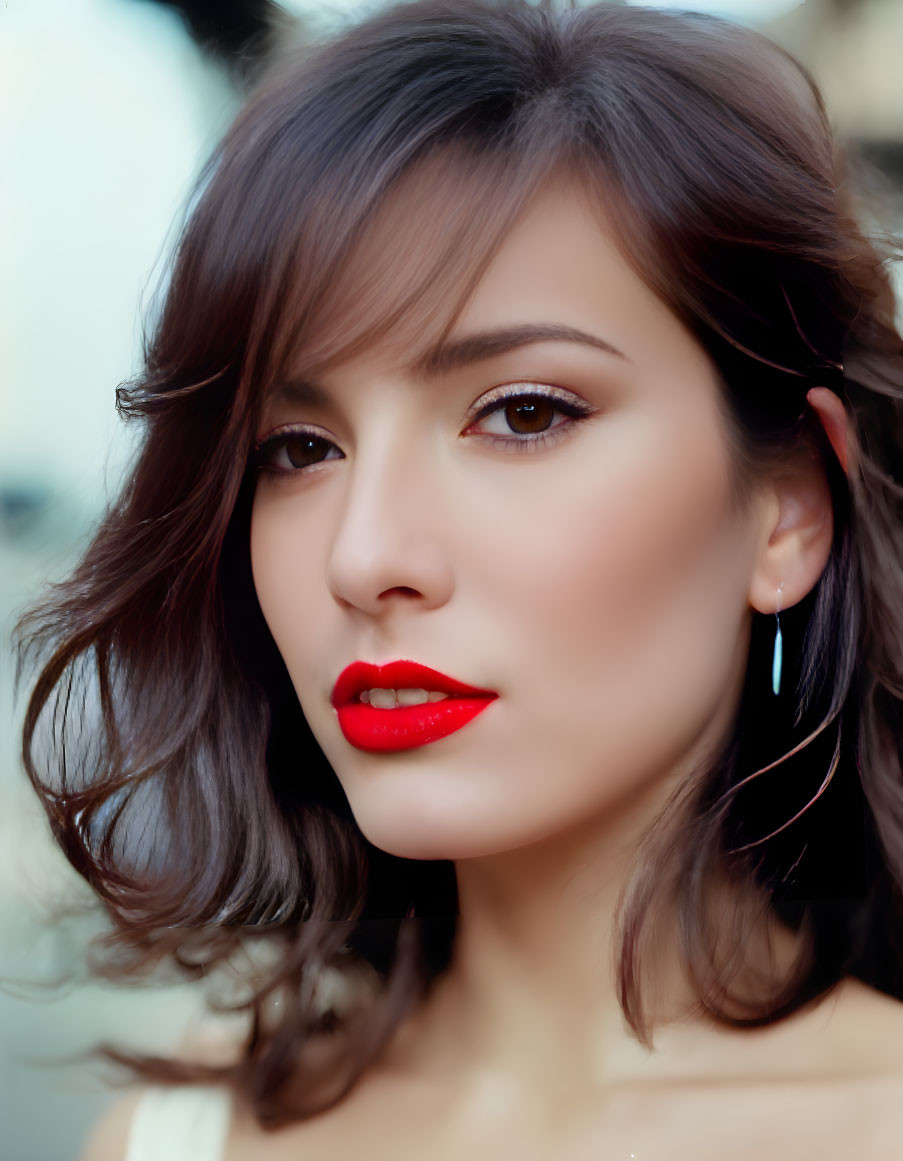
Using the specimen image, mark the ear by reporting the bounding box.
[747,424,835,616]
[806,386,851,476]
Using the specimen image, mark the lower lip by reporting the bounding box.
[335,697,497,753]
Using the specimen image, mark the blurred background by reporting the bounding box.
[2,1,902,1158]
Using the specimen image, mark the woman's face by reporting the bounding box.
[250,176,773,862]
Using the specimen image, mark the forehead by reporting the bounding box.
[272,147,525,382]
[276,166,713,398]
[450,176,694,371]
[289,175,710,394]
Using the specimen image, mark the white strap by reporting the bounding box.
[124,1085,232,1161]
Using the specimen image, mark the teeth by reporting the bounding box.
[359,688,450,707]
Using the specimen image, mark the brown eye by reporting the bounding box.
[284,434,332,469]
[502,398,557,435]
[467,388,593,449]
[253,429,342,474]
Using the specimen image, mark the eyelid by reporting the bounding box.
[463,381,592,423]
[252,421,338,457]
[254,382,589,445]
[252,381,598,474]
[251,423,342,477]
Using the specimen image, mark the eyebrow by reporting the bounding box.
[412,322,629,379]
[272,322,628,406]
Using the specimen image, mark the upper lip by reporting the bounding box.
[331,660,498,708]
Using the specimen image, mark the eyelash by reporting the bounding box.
[251,386,596,477]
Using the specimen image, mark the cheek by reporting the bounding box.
[249,488,322,681]
[481,420,737,639]
[470,416,752,789]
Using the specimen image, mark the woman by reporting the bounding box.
[17,0,903,1157]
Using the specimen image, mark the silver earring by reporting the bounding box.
[772,583,784,696]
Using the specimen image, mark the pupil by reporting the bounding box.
[506,400,554,435]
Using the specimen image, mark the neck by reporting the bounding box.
[382,782,710,1103]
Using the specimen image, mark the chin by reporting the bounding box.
[348,797,555,864]
[353,817,486,862]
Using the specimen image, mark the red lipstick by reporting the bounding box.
[331,660,498,753]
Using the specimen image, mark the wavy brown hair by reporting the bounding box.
[16,0,903,1129]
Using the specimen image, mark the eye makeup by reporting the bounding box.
[252,383,598,477]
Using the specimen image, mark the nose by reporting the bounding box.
[324,423,455,617]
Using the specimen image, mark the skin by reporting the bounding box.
[252,170,793,874]
[82,175,898,1161]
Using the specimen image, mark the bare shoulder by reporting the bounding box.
[812,976,903,1075]
[815,982,903,1156]
[79,1089,148,1161]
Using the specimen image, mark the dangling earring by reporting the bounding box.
[772,582,784,696]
